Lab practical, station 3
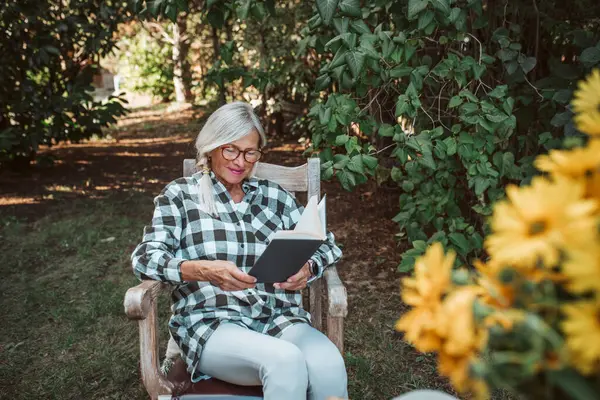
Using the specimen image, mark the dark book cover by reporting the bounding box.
[249,238,324,283]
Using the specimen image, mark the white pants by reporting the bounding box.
[198,322,348,400]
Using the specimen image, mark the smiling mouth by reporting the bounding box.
[228,167,245,175]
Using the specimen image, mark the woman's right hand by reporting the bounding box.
[181,260,257,291]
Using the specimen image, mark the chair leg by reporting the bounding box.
[327,315,344,355]
[138,299,174,400]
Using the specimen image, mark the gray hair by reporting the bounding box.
[195,101,267,216]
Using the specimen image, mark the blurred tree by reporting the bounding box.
[0,0,131,169]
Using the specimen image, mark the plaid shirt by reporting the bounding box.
[131,171,342,381]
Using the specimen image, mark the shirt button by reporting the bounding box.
[240,244,244,248]
[236,222,240,226]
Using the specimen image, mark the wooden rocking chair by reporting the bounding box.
[124,158,348,400]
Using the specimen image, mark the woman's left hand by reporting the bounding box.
[274,262,311,290]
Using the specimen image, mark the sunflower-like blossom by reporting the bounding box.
[395,242,454,352]
[485,176,597,269]
[562,301,600,374]
[572,69,600,136]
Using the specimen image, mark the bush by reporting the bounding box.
[301,0,600,270]
[0,0,131,168]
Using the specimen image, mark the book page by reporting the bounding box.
[291,195,326,240]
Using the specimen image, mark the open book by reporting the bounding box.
[249,195,327,283]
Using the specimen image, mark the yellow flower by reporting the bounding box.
[436,286,487,357]
[485,176,597,269]
[474,259,515,309]
[395,242,455,352]
[562,248,600,294]
[535,140,600,181]
[400,242,454,307]
[395,307,443,352]
[438,351,488,399]
[572,69,600,136]
[562,301,600,374]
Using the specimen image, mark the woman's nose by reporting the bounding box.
[233,155,246,168]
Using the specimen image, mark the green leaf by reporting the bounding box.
[315,74,331,91]
[448,232,469,254]
[350,20,371,34]
[316,0,340,25]
[473,176,490,195]
[505,60,519,75]
[330,46,349,69]
[408,0,429,20]
[333,154,350,169]
[207,8,225,28]
[398,257,415,273]
[345,136,359,153]
[347,154,365,174]
[362,154,378,170]
[552,89,572,105]
[488,85,507,99]
[550,111,572,128]
[430,0,450,14]
[459,89,479,102]
[335,134,350,145]
[418,10,435,30]
[448,96,463,108]
[402,180,415,192]
[520,56,537,74]
[448,7,460,23]
[319,106,332,125]
[580,47,600,65]
[337,169,356,190]
[379,123,395,137]
[389,66,413,78]
[404,43,416,62]
[333,17,350,35]
[345,50,366,79]
[236,0,251,19]
[459,131,474,144]
[443,137,457,155]
[339,0,362,17]
[503,97,514,114]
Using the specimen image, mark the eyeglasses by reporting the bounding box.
[220,145,263,163]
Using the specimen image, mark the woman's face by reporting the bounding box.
[209,129,261,187]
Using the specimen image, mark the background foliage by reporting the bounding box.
[0,0,131,168]
[5,0,600,266]
[302,0,600,270]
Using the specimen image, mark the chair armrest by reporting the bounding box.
[323,266,348,318]
[124,280,166,320]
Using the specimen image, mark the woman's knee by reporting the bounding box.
[306,347,347,383]
[261,341,308,382]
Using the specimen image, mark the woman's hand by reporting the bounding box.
[274,262,311,291]
[181,260,256,291]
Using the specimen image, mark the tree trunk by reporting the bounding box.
[172,16,193,103]
[212,25,226,105]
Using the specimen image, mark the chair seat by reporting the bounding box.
[166,358,263,397]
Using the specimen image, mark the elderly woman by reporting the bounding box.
[131,102,347,400]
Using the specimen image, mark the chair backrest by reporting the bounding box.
[182,158,321,200]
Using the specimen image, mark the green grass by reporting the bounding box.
[0,192,173,399]
[0,192,452,399]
